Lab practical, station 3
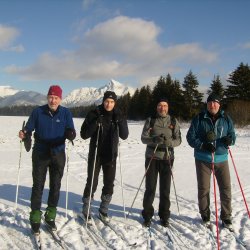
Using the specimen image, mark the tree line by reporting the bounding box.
[1,62,250,125]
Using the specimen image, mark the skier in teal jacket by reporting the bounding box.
[186,93,236,230]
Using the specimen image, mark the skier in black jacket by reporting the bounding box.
[80,91,129,220]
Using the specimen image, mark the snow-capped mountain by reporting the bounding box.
[0,80,134,108]
[0,91,47,107]
[62,79,134,107]
[0,86,19,98]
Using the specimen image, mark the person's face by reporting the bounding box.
[103,98,115,111]
[157,101,169,116]
[207,101,220,115]
[47,95,61,111]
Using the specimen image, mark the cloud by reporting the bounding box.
[82,0,96,10]
[241,42,250,49]
[4,16,217,81]
[0,24,23,52]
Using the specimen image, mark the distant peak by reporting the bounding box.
[0,85,19,98]
[109,79,123,87]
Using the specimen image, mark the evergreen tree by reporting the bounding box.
[182,71,203,120]
[116,92,131,118]
[207,74,225,99]
[136,85,152,119]
[152,76,168,105]
[225,62,250,100]
[128,88,140,120]
[170,79,184,118]
[151,74,183,117]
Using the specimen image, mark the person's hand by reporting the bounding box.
[221,136,232,146]
[202,142,216,153]
[113,108,122,123]
[65,128,76,141]
[152,134,165,144]
[19,130,26,140]
[95,116,103,125]
[87,112,102,125]
[19,130,32,152]
[206,131,216,142]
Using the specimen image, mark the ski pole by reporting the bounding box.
[211,152,220,250]
[65,140,71,218]
[166,148,180,215]
[117,126,127,220]
[228,147,250,218]
[127,144,159,218]
[167,154,180,215]
[85,123,101,228]
[15,121,25,209]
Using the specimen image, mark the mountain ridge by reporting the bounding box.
[0,79,134,107]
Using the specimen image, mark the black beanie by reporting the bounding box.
[103,91,117,102]
[157,97,169,105]
[207,93,221,104]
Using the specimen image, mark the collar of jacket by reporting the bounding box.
[156,113,169,119]
[97,104,113,118]
[204,109,224,119]
[44,104,61,116]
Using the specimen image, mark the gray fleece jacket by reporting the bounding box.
[141,114,182,160]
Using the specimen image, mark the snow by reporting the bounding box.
[0,116,250,250]
[62,79,135,107]
[0,86,19,98]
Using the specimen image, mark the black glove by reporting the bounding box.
[206,131,216,142]
[88,111,102,125]
[221,136,232,146]
[113,108,122,123]
[202,142,216,153]
[65,128,76,141]
[152,134,165,144]
[21,130,32,152]
[96,115,103,125]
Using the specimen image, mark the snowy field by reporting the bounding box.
[0,116,250,250]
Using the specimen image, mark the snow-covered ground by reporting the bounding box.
[0,116,250,250]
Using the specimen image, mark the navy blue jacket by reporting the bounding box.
[25,104,75,153]
[186,110,236,163]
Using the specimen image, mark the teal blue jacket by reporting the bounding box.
[186,110,236,163]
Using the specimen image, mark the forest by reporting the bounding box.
[1,62,250,125]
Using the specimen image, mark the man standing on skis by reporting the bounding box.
[80,91,128,221]
[186,93,236,229]
[141,98,182,227]
[19,85,76,234]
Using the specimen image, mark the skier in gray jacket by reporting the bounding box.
[141,98,181,227]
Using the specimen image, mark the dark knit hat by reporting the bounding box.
[207,93,221,104]
[47,85,62,99]
[103,91,117,102]
[157,97,169,105]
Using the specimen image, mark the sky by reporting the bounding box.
[0,0,250,96]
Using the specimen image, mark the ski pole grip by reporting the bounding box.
[22,120,25,131]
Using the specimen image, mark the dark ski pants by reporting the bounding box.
[31,150,66,211]
[142,158,173,221]
[83,156,116,199]
[195,159,232,221]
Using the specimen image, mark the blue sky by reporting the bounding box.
[0,0,249,96]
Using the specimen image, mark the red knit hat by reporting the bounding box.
[47,85,62,99]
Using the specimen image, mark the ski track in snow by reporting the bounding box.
[1,117,250,249]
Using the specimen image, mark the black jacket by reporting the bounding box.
[80,104,129,164]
